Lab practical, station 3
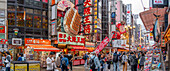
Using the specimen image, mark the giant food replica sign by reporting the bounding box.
[63,8,82,36]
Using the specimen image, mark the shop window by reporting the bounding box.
[16,13,24,27]
[25,0,33,5]
[7,12,15,19]
[17,0,24,4]
[7,5,15,11]
[26,8,33,13]
[42,17,48,29]
[17,6,24,12]
[8,19,15,25]
[43,3,48,9]
[26,14,33,27]
[42,10,47,16]
[34,1,41,7]
[33,16,41,28]
[34,9,41,14]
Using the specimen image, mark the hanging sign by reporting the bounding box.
[25,38,51,45]
[153,14,161,42]
[58,32,85,46]
[51,20,57,35]
[94,37,109,54]
[0,19,5,25]
[57,0,75,11]
[153,0,164,4]
[0,26,5,33]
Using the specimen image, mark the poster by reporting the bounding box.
[94,37,109,54]
[29,64,40,71]
[15,64,27,71]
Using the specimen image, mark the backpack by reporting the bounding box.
[113,55,118,62]
[130,55,136,65]
[89,56,96,69]
[62,59,66,66]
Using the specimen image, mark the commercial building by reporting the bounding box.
[7,0,49,45]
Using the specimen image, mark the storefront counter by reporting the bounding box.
[10,61,40,71]
[73,59,85,66]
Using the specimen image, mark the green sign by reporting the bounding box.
[0,34,5,39]
[57,32,85,46]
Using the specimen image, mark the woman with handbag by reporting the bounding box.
[122,52,128,71]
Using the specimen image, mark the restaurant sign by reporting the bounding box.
[85,42,95,47]
[25,38,51,45]
[58,32,85,46]
[112,40,126,47]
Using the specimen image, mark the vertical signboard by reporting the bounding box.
[51,5,57,20]
[51,20,56,35]
[126,4,131,25]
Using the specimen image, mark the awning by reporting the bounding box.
[68,45,88,50]
[27,45,60,51]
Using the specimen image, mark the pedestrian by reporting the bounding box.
[17,53,22,61]
[121,52,128,71]
[61,55,69,71]
[89,52,100,71]
[106,52,111,71]
[139,53,145,71]
[52,52,57,71]
[113,51,120,71]
[56,54,61,68]
[46,52,54,71]
[83,52,89,69]
[129,52,137,71]
[67,52,73,71]
[4,51,11,71]
[100,54,106,71]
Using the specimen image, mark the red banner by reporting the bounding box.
[94,37,109,54]
[0,26,5,33]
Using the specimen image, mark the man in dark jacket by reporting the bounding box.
[129,52,138,71]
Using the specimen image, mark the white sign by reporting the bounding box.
[112,40,126,47]
[126,4,131,25]
[0,19,5,25]
[0,10,5,17]
[12,38,22,45]
[153,0,164,4]
[51,5,57,20]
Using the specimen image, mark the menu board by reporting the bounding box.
[29,64,40,71]
[15,64,27,71]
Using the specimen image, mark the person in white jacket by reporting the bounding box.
[4,52,11,71]
[46,52,54,71]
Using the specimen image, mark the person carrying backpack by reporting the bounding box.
[61,55,69,71]
[113,51,120,71]
[89,52,100,71]
[129,52,137,71]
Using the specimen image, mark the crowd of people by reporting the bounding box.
[46,51,147,71]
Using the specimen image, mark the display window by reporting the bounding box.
[26,8,33,13]
[33,16,41,28]
[17,6,24,12]
[42,17,48,29]
[34,9,41,15]
[26,14,33,27]
[16,13,24,27]
[7,5,15,11]
[8,12,15,19]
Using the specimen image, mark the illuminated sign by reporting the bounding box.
[12,38,22,45]
[57,0,75,11]
[25,38,51,45]
[153,0,164,4]
[58,32,85,46]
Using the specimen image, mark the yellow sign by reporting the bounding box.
[29,63,40,71]
[15,64,27,71]
[10,64,14,71]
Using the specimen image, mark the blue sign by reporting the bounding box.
[111,12,115,18]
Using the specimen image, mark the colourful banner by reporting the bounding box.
[94,37,109,54]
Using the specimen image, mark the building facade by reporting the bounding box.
[7,0,49,45]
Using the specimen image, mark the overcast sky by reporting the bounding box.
[122,0,149,30]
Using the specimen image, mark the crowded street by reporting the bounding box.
[0,0,170,71]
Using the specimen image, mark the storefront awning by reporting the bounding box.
[69,45,88,50]
[27,45,60,51]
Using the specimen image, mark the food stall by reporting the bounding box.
[10,61,40,71]
[24,38,60,68]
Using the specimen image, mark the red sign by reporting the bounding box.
[25,38,51,45]
[116,23,126,34]
[0,39,8,44]
[0,26,5,33]
[94,37,109,54]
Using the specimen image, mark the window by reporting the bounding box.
[42,17,48,29]
[17,0,24,4]
[26,14,33,27]
[16,13,24,27]
[34,1,41,7]
[34,9,41,14]
[17,6,24,12]
[8,12,15,19]
[26,8,33,13]
[42,10,47,16]
[33,16,41,28]
[25,0,33,5]
[43,3,48,9]
[8,19,15,25]
[7,5,15,11]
